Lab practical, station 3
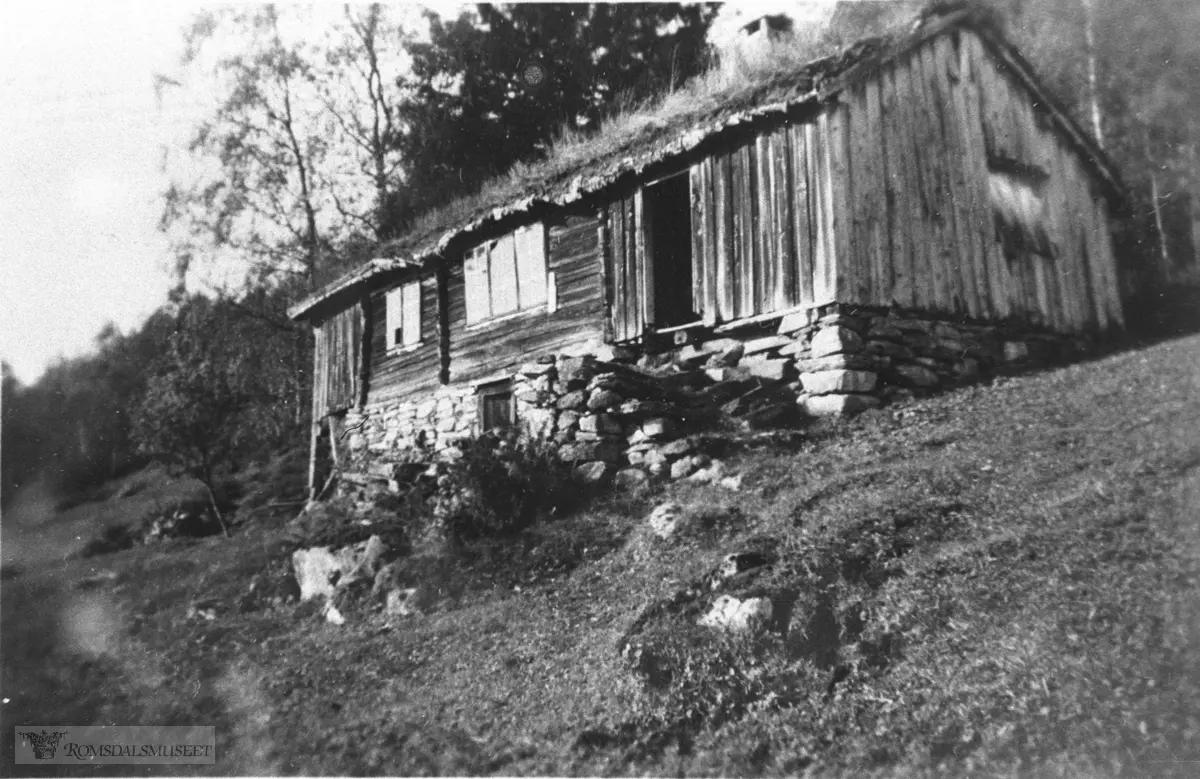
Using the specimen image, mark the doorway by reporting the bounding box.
[643,173,697,329]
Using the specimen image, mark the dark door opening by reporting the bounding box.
[644,174,697,329]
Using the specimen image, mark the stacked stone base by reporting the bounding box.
[334,303,1093,499]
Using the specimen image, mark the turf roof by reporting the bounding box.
[290,3,1120,321]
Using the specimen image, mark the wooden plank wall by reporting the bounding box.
[608,196,644,340]
[448,212,606,384]
[658,28,1122,335]
[364,275,442,405]
[687,121,824,328]
[314,304,361,417]
[815,29,1122,331]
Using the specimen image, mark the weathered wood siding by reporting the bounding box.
[364,274,441,405]
[313,304,362,417]
[609,28,1121,337]
[447,212,606,383]
[819,29,1122,331]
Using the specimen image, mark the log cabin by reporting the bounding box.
[289,4,1126,495]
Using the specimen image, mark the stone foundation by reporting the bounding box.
[334,303,1094,497]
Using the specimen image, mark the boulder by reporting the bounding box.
[867,318,905,341]
[816,313,865,332]
[810,325,864,358]
[556,390,588,410]
[574,461,615,486]
[557,410,582,430]
[697,595,773,632]
[614,468,650,490]
[647,502,685,540]
[334,535,388,588]
[741,358,791,382]
[801,393,882,416]
[794,352,880,373]
[799,369,878,396]
[865,339,914,360]
[742,334,792,356]
[385,587,420,617]
[686,459,726,484]
[638,417,678,440]
[587,389,622,411]
[670,455,702,480]
[659,438,698,457]
[740,402,796,430]
[891,363,940,388]
[1003,340,1030,362]
[559,441,621,463]
[579,413,623,435]
[776,310,814,335]
[706,343,745,368]
[292,547,342,602]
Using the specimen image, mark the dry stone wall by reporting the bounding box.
[336,303,1093,498]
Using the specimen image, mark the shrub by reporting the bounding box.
[435,431,576,542]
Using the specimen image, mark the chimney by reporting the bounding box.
[739,13,794,48]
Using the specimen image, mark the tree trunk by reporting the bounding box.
[1082,0,1104,148]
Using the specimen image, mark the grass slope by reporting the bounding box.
[4,334,1200,777]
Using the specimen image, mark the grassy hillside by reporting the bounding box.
[4,334,1200,777]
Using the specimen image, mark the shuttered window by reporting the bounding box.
[988,159,1054,260]
[464,223,548,324]
[385,280,422,350]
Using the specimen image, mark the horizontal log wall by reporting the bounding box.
[448,212,606,384]
[364,275,442,405]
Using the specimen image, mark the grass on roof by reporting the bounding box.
[394,17,898,256]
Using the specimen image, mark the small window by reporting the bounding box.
[464,223,548,324]
[477,381,515,432]
[988,157,1054,260]
[385,280,422,350]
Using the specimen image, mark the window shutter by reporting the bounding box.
[464,245,491,324]
[515,222,548,308]
[489,235,520,316]
[401,281,422,345]
[385,287,403,349]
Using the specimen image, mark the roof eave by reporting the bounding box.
[287,257,418,322]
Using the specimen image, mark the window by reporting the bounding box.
[385,280,422,350]
[477,381,515,431]
[464,223,548,324]
[988,156,1054,260]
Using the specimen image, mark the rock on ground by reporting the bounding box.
[698,595,773,632]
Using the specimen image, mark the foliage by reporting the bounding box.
[435,431,577,543]
[392,2,719,218]
[132,293,300,489]
[161,4,413,290]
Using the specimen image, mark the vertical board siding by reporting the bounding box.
[314,304,361,416]
[755,132,777,312]
[880,63,913,309]
[770,128,797,310]
[932,36,981,319]
[595,31,1120,339]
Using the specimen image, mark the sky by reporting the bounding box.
[0,0,847,387]
[0,1,204,385]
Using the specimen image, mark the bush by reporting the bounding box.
[435,431,576,542]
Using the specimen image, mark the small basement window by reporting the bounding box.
[385,280,422,350]
[477,380,515,432]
